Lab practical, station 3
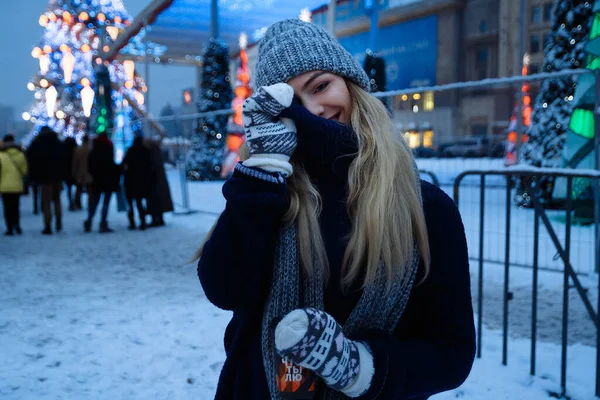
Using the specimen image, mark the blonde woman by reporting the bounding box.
[196,19,475,400]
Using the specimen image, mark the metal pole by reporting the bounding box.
[531,182,540,376]
[211,0,219,39]
[477,174,485,359]
[561,177,573,394]
[365,0,379,52]
[144,19,151,137]
[593,68,600,397]
[503,177,512,365]
[515,0,526,161]
[327,0,337,35]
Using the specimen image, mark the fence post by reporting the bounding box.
[593,68,600,397]
[503,175,511,366]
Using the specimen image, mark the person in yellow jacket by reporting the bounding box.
[0,134,28,235]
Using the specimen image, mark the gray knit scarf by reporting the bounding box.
[261,111,421,399]
[261,215,420,400]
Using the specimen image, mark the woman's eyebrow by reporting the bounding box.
[302,71,327,90]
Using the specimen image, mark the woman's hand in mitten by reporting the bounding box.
[275,308,375,398]
[242,83,297,177]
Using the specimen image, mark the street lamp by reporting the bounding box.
[45,86,58,117]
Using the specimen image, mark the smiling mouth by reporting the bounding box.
[329,112,341,122]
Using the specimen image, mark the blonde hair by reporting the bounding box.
[194,81,430,290]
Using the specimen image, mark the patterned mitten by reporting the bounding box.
[275,308,374,397]
[242,83,297,177]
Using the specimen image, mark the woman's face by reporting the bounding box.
[287,71,352,124]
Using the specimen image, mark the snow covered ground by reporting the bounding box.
[0,161,598,399]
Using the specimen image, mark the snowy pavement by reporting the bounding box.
[0,167,598,399]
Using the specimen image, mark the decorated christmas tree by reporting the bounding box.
[517,0,594,206]
[186,38,233,181]
[24,0,147,155]
[553,4,600,220]
[519,0,594,202]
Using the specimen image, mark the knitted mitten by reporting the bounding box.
[275,308,374,397]
[242,83,297,177]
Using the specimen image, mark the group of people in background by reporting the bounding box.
[0,126,173,236]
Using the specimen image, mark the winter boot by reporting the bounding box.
[55,220,62,232]
[99,221,114,233]
[83,220,92,233]
[15,226,22,235]
[41,226,52,235]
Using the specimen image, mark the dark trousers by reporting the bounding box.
[88,190,112,224]
[65,183,74,210]
[74,184,84,209]
[1,193,20,232]
[41,182,62,227]
[127,195,146,226]
[32,184,41,214]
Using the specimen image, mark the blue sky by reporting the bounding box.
[0,0,196,120]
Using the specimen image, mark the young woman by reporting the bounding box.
[196,19,475,400]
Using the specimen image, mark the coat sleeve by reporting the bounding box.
[354,184,476,400]
[197,163,288,313]
[18,152,28,177]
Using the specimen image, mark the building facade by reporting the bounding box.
[234,0,552,148]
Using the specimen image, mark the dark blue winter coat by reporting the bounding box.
[197,168,475,399]
[197,111,475,399]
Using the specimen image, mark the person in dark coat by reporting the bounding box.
[72,135,93,210]
[85,133,120,233]
[122,136,153,230]
[63,137,78,211]
[26,126,66,234]
[195,20,475,400]
[145,139,173,227]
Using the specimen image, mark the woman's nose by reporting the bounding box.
[304,101,325,118]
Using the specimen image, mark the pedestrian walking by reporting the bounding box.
[72,135,92,211]
[122,136,153,230]
[146,139,173,227]
[85,133,120,233]
[195,20,475,400]
[63,136,78,211]
[0,134,28,235]
[26,126,66,235]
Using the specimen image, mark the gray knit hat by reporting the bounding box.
[255,19,371,92]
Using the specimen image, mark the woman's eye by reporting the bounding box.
[314,82,329,93]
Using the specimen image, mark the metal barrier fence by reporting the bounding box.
[126,67,600,396]
[454,167,600,397]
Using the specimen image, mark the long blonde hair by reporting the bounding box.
[194,81,430,290]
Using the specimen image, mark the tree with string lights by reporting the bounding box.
[186,38,233,181]
[23,0,148,154]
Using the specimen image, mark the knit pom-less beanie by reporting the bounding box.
[255,19,371,92]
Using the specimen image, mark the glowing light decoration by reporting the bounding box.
[22,112,31,121]
[27,82,35,91]
[81,85,95,117]
[97,13,106,22]
[106,26,119,40]
[79,11,89,21]
[45,86,57,117]
[39,54,50,74]
[123,60,135,81]
[31,47,42,58]
[134,91,144,105]
[61,50,75,83]
[299,8,312,22]
[39,15,49,27]
[56,110,66,119]
[40,79,49,88]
